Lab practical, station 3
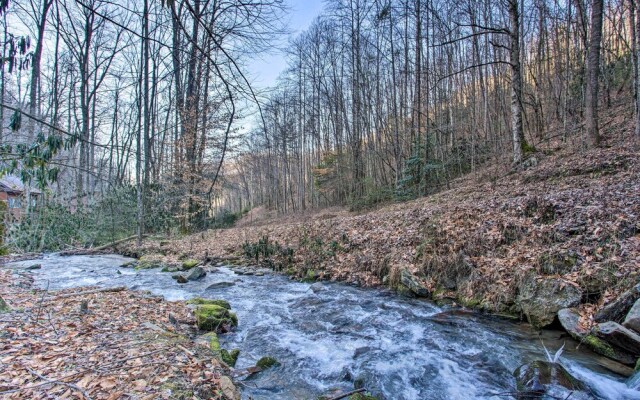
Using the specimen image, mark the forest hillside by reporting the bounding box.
[124,108,639,338]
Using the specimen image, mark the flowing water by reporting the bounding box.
[5,254,639,400]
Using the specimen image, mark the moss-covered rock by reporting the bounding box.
[136,255,165,270]
[302,269,318,282]
[0,296,9,313]
[202,332,221,353]
[120,260,137,268]
[187,297,231,309]
[256,356,280,369]
[194,304,238,332]
[395,283,416,298]
[581,334,636,365]
[182,259,200,270]
[221,349,240,367]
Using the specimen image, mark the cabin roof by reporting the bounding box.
[0,175,42,195]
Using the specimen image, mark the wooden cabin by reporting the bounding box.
[0,176,41,220]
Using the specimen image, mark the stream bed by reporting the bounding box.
[5,254,639,400]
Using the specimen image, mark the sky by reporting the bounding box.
[246,0,325,89]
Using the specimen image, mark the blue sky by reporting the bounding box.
[246,0,325,88]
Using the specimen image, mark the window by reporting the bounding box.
[31,197,37,208]
[8,197,22,209]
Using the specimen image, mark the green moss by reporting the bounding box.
[395,284,416,298]
[194,304,238,332]
[221,349,240,367]
[302,269,317,282]
[182,259,200,269]
[187,297,231,310]
[521,140,536,155]
[635,358,640,372]
[120,260,136,268]
[202,332,221,353]
[256,356,280,369]
[0,296,9,313]
[136,255,164,269]
[457,296,482,308]
[583,335,616,359]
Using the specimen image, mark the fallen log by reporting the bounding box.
[45,286,126,301]
[59,234,148,256]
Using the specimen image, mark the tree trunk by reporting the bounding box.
[585,0,604,146]
[632,0,640,140]
[508,0,526,164]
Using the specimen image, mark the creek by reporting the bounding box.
[6,254,639,400]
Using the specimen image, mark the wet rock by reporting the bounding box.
[256,356,280,369]
[194,304,238,332]
[595,283,640,323]
[310,282,325,293]
[219,376,240,400]
[513,360,590,399]
[120,261,137,268]
[594,322,640,356]
[206,282,235,290]
[26,263,42,270]
[255,272,264,276]
[354,346,371,358]
[396,283,416,298]
[0,296,9,313]
[581,334,637,365]
[172,274,187,284]
[623,299,640,334]
[186,266,206,281]
[517,277,582,328]
[221,349,240,367]
[400,269,430,297]
[161,264,180,273]
[558,308,588,340]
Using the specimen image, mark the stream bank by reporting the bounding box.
[0,259,239,400]
[4,254,640,399]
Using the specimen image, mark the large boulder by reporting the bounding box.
[594,322,640,356]
[513,360,592,399]
[517,277,582,328]
[400,269,430,297]
[558,308,589,340]
[623,299,640,334]
[595,284,640,323]
[581,334,637,365]
[186,266,206,281]
[187,297,231,309]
